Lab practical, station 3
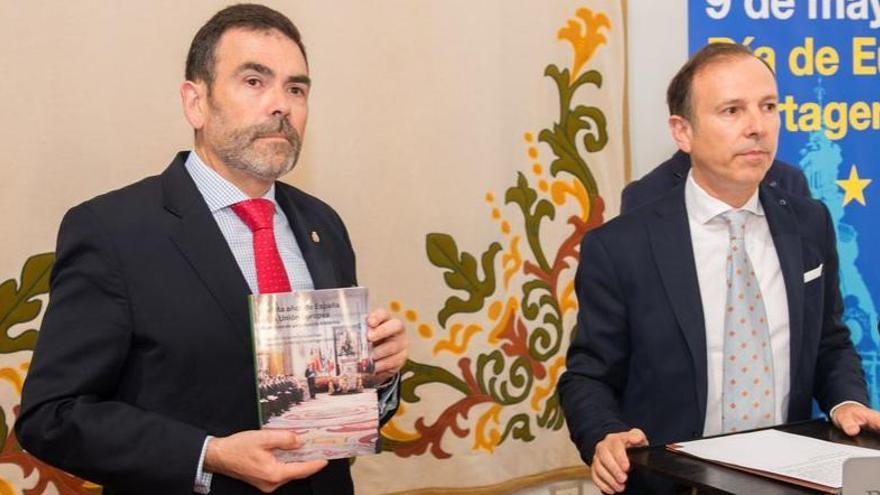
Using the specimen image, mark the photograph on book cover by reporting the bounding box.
[250,287,379,461]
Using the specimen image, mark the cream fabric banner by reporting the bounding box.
[0,1,627,493]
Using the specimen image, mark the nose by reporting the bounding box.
[744,107,766,139]
[268,84,291,119]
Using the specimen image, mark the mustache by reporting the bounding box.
[248,118,300,146]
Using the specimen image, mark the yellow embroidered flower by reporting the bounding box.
[473,404,502,452]
[558,8,611,80]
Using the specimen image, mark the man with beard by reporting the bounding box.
[15,5,407,494]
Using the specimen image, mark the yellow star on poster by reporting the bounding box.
[836,165,872,207]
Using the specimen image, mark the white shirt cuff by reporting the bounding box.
[829,400,865,421]
[194,435,214,494]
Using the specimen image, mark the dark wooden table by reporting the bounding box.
[628,419,880,494]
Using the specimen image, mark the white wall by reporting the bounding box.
[627,0,688,180]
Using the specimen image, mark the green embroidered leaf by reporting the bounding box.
[536,391,565,430]
[476,352,533,405]
[571,68,603,94]
[570,105,608,153]
[529,321,563,362]
[522,279,552,321]
[505,173,555,272]
[539,64,607,196]
[500,413,535,443]
[476,350,505,398]
[540,125,592,193]
[400,359,470,403]
[426,233,501,327]
[0,252,54,353]
[538,298,564,358]
[521,280,565,361]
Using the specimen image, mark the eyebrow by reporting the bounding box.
[716,94,778,107]
[715,98,744,108]
[234,62,311,87]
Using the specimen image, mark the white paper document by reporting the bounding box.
[670,429,880,490]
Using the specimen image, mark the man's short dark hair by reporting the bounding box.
[185,3,307,87]
[667,43,772,120]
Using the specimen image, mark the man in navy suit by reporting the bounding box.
[558,43,880,494]
[16,5,407,494]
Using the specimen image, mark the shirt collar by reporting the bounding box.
[685,168,763,225]
[184,150,277,213]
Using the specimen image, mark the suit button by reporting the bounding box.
[778,198,787,206]
[769,180,778,188]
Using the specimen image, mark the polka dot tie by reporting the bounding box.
[720,210,774,433]
[231,199,292,294]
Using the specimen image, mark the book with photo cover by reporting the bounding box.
[249,287,379,461]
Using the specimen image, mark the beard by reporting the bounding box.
[211,110,303,182]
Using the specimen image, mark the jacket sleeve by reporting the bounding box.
[557,230,631,464]
[15,204,206,493]
[812,203,869,412]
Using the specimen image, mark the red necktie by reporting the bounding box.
[231,199,292,294]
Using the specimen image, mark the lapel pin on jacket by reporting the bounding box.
[311,231,320,243]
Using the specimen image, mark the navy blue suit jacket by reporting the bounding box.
[16,152,383,494]
[621,150,810,214]
[558,181,867,464]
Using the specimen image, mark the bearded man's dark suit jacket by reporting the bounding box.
[620,150,810,214]
[557,180,868,469]
[16,152,390,494]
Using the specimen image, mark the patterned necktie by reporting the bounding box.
[720,209,775,433]
[231,199,292,294]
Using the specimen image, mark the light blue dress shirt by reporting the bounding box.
[185,151,314,293]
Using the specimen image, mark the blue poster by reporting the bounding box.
[689,0,880,407]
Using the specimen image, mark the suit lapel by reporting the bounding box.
[647,186,708,419]
[760,187,804,395]
[162,153,252,343]
[275,186,339,290]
